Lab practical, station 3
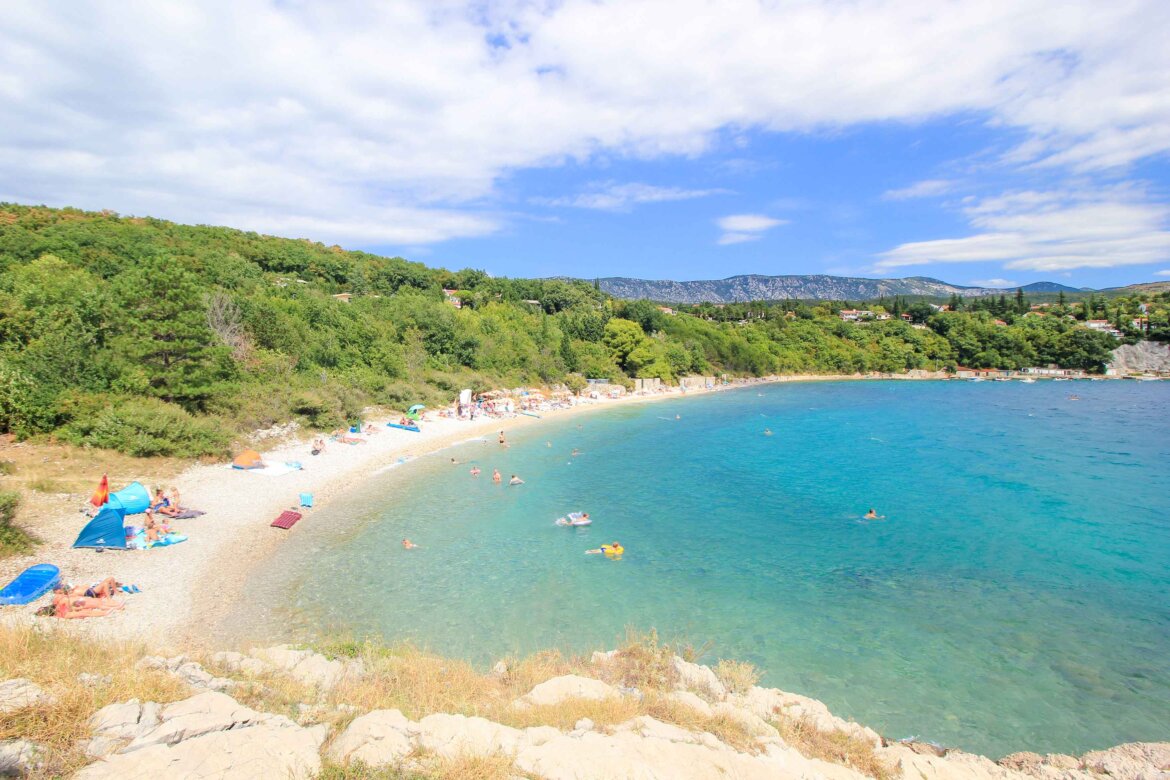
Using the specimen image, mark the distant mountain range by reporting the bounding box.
[588,274,1093,303]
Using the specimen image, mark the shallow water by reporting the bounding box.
[229,381,1170,756]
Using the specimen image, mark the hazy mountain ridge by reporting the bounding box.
[593,274,1089,303]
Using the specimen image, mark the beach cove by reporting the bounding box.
[0,374,1165,767]
[209,378,1170,758]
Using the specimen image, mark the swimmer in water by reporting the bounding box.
[508,474,525,485]
[492,469,502,483]
[498,431,507,445]
[586,541,623,555]
[764,428,773,436]
[571,448,580,456]
[470,466,481,476]
[863,508,885,520]
[402,539,419,549]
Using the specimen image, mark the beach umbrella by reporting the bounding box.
[407,404,426,413]
[89,474,109,508]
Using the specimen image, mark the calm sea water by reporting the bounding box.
[231,381,1170,757]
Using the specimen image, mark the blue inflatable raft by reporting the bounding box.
[0,564,60,605]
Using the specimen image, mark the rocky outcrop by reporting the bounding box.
[0,740,41,777]
[1109,341,1170,375]
[513,674,623,709]
[248,645,361,691]
[77,692,326,780]
[23,646,1167,780]
[0,679,53,714]
[591,274,1082,304]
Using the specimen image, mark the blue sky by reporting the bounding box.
[2,1,1170,289]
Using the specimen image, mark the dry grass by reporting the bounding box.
[0,624,191,777]
[594,628,679,692]
[714,658,761,696]
[316,752,532,780]
[772,713,893,780]
[641,693,761,754]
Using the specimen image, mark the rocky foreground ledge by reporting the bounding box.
[1,641,1167,779]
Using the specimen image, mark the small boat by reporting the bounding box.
[555,512,592,527]
[1020,378,1036,383]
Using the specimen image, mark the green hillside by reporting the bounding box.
[0,204,1164,458]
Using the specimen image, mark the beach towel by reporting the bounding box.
[270,510,302,530]
[128,531,188,550]
[170,509,206,519]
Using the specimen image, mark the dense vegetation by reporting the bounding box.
[1,204,1163,458]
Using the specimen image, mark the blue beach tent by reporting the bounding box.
[73,505,128,549]
[106,481,150,515]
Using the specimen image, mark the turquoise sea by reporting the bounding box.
[231,381,1170,757]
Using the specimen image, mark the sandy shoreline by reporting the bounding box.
[0,372,928,648]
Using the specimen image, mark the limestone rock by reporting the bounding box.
[210,651,272,677]
[513,674,621,709]
[77,672,113,688]
[74,723,326,780]
[882,743,1014,780]
[671,657,727,700]
[742,686,882,747]
[665,690,714,718]
[618,715,703,745]
[712,702,779,739]
[0,679,52,714]
[89,700,150,741]
[0,740,42,777]
[1080,742,1170,780]
[174,661,236,692]
[123,691,271,752]
[417,713,523,758]
[591,649,618,665]
[328,709,417,766]
[250,645,347,690]
[522,726,561,747]
[515,728,800,780]
[574,718,594,732]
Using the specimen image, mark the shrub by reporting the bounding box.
[0,490,35,558]
[605,628,679,691]
[714,659,761,695]
[58,397,229,458]
[772,713,893,780]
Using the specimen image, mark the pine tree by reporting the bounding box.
[114,255,232,409]
[1015,287,1026,313]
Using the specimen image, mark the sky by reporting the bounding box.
[2,1,1170,289]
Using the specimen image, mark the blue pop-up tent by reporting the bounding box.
[106,481,150,515]
[73,505,128,549]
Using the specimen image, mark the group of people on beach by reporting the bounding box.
[46,577,139,619]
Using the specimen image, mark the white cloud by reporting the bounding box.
[0,1,1169,245]
[535,181,726,211]
[968,278,1020,288]
[876,185,1170,272]
[882,180,957,201]
[1155,269,1170,277]
[715,213,786,245]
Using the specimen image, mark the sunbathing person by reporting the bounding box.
[52,587,124,618]
[144,509,166,543]
[151,487,180,517]
[311,437,326,456]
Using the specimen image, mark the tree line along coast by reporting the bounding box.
[0,202,1167,466]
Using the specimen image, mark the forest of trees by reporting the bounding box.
[0,204,1162,458]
